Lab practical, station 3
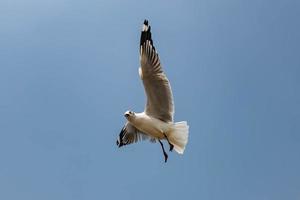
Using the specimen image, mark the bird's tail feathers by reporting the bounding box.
[168,121,189,154]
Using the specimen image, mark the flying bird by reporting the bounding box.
[116,20,189,162]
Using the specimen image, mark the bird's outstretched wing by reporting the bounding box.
[116,122,155,147]
[139,20,174,123]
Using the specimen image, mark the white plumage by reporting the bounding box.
[116,20,189,162]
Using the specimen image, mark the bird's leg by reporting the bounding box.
[163,133,174,152]
[158,140,168,163]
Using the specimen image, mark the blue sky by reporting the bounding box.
[0,0,300,199]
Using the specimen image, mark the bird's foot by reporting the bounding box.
[169,143,174,152]
[164,152,168,163]
[159,139,169,163]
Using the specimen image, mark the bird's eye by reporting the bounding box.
[129,111,132,114]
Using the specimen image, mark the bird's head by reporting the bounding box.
[124,110,135,120]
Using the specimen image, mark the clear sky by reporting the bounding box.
[0,0,300,199]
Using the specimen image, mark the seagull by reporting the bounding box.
[116,20,189,162]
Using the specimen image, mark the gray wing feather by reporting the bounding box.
[140,31,174,123]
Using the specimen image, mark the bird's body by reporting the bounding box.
[126,112,171,140]
[116,20,189,162]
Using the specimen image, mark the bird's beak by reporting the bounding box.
[124,114,129,118]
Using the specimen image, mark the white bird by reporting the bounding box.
[116,20,189,162]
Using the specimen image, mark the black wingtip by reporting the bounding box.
[116,127,125,148]
[144,19,148,26]
[116,138,123,148]
[140,19,154,50]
